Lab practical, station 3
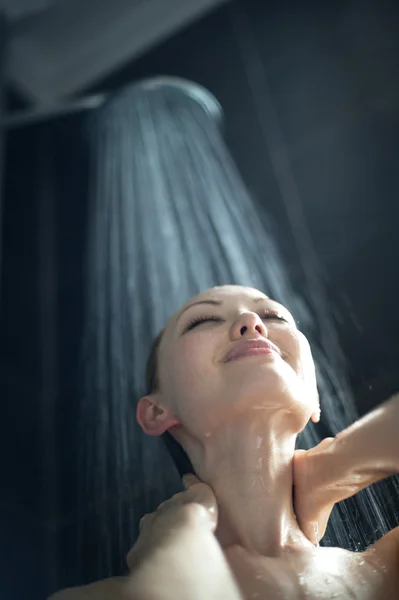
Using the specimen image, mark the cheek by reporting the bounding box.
[274,329,317,389]
[167,334,217,400]
[272,328,301,369]
[296,332,318,399]
[166,335,222,432]
[182,333,213,372]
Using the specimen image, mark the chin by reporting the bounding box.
[229,358,294,390]
[227,367,311,419]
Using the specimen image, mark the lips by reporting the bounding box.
[224,339,281,363]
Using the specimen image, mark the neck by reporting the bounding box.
[188,412,314,556]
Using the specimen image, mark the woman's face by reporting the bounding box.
[143,285,319,438]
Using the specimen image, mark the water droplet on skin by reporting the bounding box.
[256,436,263,448]
[313,523,320,547]
[358,560,365,566]
[204,432,211,438]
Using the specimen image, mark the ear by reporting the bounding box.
[297,332,320,425]
[310,405,321,424]
[136,393,180,436]
[310,389,320,423]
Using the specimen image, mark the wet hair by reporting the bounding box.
[145,329,164,394]
[145,330,195,477]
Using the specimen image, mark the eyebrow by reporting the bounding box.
[176,296,269,322]
[177,299,222,322]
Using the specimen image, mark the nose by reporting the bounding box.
[230,312,268,340]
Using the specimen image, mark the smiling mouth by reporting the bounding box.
[224,341,281,363]
[226,347,278,362]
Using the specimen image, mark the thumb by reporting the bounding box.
[293,449,307,460]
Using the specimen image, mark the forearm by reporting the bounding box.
[128,528,243,600]
[317,393,399,500]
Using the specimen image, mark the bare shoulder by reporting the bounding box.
[225,540,399,600]
[366,525,399,591]
[48,576,129,600]
[369,525,399,564]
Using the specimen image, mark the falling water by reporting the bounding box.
[79,78,399,580]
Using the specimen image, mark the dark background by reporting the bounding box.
[88,0,399,407]
[1,0,399,598]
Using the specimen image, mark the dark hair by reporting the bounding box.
[145,330,195,477]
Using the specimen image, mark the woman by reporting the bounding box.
[52,285,399,599]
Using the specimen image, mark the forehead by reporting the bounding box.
[183,285,267,306]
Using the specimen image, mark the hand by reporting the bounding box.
[294,395,399,545]
[127,474,218,571]
[126,476,243,600]
[48,577,129,600]
[293,437,337,544]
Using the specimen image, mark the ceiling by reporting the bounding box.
[0,0,54,21]
[2,0,229,104]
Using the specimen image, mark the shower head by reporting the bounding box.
[1,77,223,131]
[134,76,224,129]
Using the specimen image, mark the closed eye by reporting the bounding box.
[262,310,290,324]
[185,316,222,332]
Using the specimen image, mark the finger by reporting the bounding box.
[126,546,138,571]
[317,437,335,449]
[184,481,218,525]
[182,474,201,489]
[139,513,152,532]
[293,449,307,461]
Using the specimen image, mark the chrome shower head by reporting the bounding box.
[134,76,224,128]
